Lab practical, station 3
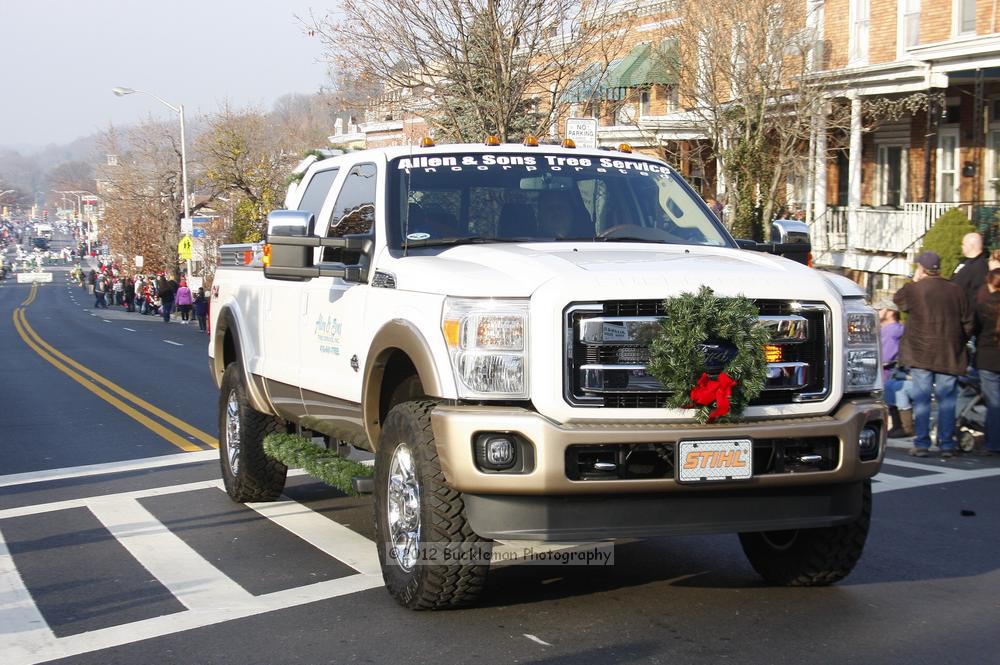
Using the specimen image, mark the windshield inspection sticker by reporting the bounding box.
[406,232,431,240]
[396,154,670,175]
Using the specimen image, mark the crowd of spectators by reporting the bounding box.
[883,232,1000,458]
[71,261,209,332]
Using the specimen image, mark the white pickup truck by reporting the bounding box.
[209,142,885,609]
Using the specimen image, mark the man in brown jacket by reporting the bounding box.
[894,251,974,457]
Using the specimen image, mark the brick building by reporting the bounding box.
[806,0,1000,289]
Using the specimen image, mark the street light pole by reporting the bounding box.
[112,86,193,282]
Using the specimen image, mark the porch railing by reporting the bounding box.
[812,202,1000,271]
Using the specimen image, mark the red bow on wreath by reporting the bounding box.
[689,371,737,422]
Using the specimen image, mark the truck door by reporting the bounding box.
[299,163,377,441]
[258,167,340,415]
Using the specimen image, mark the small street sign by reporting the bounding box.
[178,235,193,260]
[565,117,598,149]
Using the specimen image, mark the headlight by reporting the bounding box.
[442,298,529,399]
[843,298,880,392]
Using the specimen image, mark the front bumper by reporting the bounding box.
[431,397,885,495]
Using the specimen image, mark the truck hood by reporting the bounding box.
[381,242,846,303]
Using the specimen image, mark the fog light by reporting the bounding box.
[475,434,518,471]
[858,426,879,461]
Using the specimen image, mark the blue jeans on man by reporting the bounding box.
[978,369,1000,453]
[161,300,174,322]
[910,369,958,451]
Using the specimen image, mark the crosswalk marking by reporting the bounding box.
[873,459,1000,494]
[0,450,217,488]
[247,499,382,576]
[0,475,383,665]
[88,498,257,610]
[0,530,59,659]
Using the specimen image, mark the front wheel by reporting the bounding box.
[738,480,871,586]
[218,361,288,502]
[373,400,491,609]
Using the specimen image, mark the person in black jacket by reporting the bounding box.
[973,268,1000,455]
[952,232,988,308]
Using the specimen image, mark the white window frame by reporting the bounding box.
[954,0,978,36]
[897,0,920,58]
[848,0,870,65]
[985,128,1000,201]
[639,90,651,118]
[936,128,961,203]
[875,143,908,207]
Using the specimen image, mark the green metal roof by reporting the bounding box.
[561,59,623,103]
[606,39,679,90]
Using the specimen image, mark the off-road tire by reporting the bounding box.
[218,361,287,502]
[738,480,871,586]
[374,400,492,609]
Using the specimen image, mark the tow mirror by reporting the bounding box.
[264,210,315,281]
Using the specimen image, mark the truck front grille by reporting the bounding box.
[564,299,830,408]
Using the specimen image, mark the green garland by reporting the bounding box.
[647,286,770,423]
[263,433,373,497]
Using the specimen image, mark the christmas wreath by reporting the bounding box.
[647,286,770,423]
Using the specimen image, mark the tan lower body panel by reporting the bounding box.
[431,399,885,495]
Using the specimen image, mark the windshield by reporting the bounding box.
[387,152,732,249]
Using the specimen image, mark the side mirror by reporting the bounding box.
[264,210,315,281]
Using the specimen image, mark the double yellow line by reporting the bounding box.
[12,283,217,452]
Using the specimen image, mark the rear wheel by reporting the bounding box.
[738,480,871,586]
[218,361,288,502]
[373,400,491,609]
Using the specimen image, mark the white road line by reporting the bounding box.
[0,471,307,520]
[871,466,1000,493]
[3,572,383,665]
[89,499,256,610]
[247,499,382,576]
[524,634,552,647]
[163,340,183,346]
[0,530,59,660]
[0,450,218,488]
[102,319,111,323]
[123,327,136,332]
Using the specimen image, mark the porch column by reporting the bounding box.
[848,94,863,230]
[813,110,828,223]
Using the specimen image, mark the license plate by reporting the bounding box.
[678,439,753,483]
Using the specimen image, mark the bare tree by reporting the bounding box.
[306,0,633,143]
[98,120,206,274]
[660,0,845,239]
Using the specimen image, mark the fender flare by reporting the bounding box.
[363,319,444,449]
[212,305,274,415]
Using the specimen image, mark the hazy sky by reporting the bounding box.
[0,0,331,149]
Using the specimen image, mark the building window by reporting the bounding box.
[877,145,907,207]
[849,0,870,64]
[958,0,977,34]
[986,130,1000,200]
[937,130,960,203]
[903,0,920,48]
[639,90,651,117]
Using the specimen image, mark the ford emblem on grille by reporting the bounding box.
[697,340,738,373]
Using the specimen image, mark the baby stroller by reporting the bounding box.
[955,372,986,452]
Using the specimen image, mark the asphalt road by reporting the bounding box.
[1,257,999,665]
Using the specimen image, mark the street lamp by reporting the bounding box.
[112,86,192,281]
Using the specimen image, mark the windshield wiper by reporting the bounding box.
[404,236,527,248]
[594,236,669,244]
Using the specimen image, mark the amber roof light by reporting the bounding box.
[485,135,501,146]
[523,134,539,147]
[561,138,576,149]
[420,136,435,147]
[618,143,633,153]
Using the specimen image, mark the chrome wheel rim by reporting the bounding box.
[387,443,421,573]
[226,389,241,475]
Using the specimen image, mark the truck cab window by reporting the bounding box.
[295,168,339,225]
[324,163,377,262]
